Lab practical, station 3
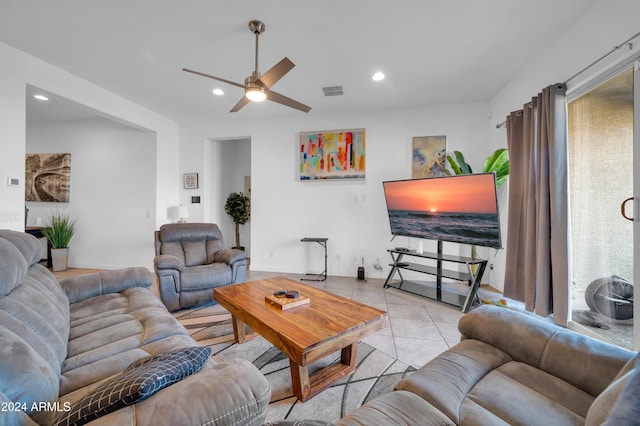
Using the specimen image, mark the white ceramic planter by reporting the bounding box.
[50,248,69,272]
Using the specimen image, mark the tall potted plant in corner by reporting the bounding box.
[43,210,76,272]
[224,192,250,250]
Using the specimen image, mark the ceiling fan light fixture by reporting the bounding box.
[183,19,311,113]
[245,86,267,102]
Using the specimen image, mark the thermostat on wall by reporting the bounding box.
[6,177,19,187]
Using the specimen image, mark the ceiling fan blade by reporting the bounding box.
[230,96,251,113]
[182,68,245,89]
[256,57,295,89]
[266,89,311,113]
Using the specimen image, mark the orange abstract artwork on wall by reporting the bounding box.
[299,129,365,180]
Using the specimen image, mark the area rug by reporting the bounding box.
[173,302,416,423]
[172,301,236,346]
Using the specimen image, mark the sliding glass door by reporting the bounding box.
[568,66,636,350]
[635,61,640,351]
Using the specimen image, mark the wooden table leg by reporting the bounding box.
[290,362,312,401]
[340,342,357,367]
[289,342,359,402]
[231,315,257,343]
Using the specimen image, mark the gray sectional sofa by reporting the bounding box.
[0,230,270,426]
[337,304,639,425]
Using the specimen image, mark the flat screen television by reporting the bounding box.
[382,173,502,249]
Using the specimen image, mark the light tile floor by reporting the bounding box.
[245,270,502,369]
[54,267,632,359]
[52,267,508,368]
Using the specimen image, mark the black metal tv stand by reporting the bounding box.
[300,237,328,281]
[383,241,487,313]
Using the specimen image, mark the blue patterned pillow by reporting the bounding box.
[53,346,211,426]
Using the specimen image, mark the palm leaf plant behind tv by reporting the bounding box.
[382,172,502,249]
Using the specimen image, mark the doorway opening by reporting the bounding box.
[209,138,252,259]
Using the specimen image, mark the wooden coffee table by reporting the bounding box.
[213,277,389,401]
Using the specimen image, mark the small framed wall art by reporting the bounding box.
[412,135,447,178]
[299,128,366,180]
[183,173,199,189]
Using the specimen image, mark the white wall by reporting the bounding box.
[26,118,156,269]
[0,42,180,271]
[0,46,29,229]
[490,0,640,122]
[180,102,494,282]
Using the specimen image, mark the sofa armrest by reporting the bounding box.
[82,358,270,426]
[59,267,152,304]
[337,390,453,426]
[154,254,184,271]
[459,305,634,396]
[213,248,246,265]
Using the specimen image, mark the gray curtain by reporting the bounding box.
[504,84,571,325]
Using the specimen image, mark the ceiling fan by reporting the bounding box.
[183,20,311,113]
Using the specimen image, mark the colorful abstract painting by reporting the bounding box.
[412,135,447,178]
[299,129,365,180]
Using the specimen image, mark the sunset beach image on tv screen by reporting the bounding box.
[383,173,501,248]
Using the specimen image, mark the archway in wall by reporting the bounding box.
[25,85,158,270]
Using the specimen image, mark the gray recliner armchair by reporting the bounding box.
[154,223,247,311]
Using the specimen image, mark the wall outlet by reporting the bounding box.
[373,258,383,271]
[0,211,21,222]
[6,177,19,187]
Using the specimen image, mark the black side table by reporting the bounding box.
[300,237,328,281]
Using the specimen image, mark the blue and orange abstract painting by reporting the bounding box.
[299,128,365,180]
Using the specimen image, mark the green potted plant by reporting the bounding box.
[224,192,250,250]
[42,210,76,272]
[445,148,510,187]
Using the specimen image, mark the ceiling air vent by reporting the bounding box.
[322,86,344,96]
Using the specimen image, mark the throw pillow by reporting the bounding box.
[53,346,211,426]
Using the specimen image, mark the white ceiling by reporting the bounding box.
[1,0,599,124]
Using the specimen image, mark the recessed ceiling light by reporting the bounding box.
[33,94,49,101]
[212,88,224,96]
[372,72,385,81]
